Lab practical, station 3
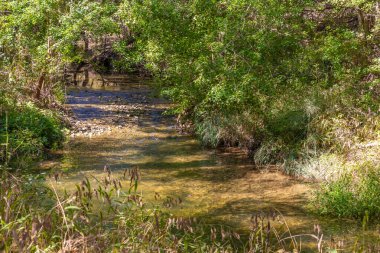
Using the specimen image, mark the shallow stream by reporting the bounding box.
[42,75,379,250]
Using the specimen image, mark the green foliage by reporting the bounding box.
[2,0,379,167]
[0,103,64,165]
[118,0,380,221]
[0,0,121,166]
[1,0,380,223]
[122,0,379,162]
[111,40,145,73]
[314,162,380,219]
[122,0,312,147]
[0,0,121,104]
[267,110,309,143]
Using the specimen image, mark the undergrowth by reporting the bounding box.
[0,167,339,253]
[314,162,380,220]
[0,101,64,167]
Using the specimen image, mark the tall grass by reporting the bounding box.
[0,167,340,252]
[314,162,380,220]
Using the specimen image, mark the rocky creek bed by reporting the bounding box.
[42,75,380,249]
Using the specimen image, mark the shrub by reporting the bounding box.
[314,162,380,219]
[0,102,64,165]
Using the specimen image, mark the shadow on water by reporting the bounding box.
[42,74,380,249]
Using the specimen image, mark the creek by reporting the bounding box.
[40,74,378,249]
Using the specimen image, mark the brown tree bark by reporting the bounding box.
[35,73,46,100]
[357,8,370,36]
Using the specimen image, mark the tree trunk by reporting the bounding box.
[357,8,370,36]
[35,73,45,100]
[83,69,89,87]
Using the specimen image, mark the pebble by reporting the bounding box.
[67,88,163,138]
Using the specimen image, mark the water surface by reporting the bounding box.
[44,75,379,250]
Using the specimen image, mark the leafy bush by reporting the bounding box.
[314,162,380,219]
[266,110,309,144]
[122,0,379,168]
[0,103,64,165]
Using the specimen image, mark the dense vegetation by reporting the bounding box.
[1,0,380,251]
[126,0,379,163]
[121,0,380,219]
[0,0,120,166]
[1,170,349,252]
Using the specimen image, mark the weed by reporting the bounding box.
[314,162,380,220]
[0,168,342,252]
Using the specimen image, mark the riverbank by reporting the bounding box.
[43,76,379,248]
[1,75,380,251]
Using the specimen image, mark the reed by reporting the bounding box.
[0,167,376,252]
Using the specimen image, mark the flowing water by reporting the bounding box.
[41,75,379,249]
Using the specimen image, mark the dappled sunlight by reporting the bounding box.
[41,77,380,248]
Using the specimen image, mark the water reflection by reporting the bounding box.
[47,74,379,249]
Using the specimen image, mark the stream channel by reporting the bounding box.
[40,74,379,250]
